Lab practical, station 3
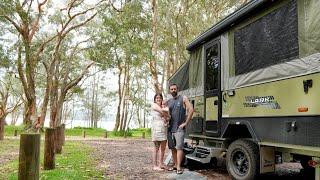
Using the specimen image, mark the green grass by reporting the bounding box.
[4,125,151,138]
[4,125,25,137]
[0,140,104,179]
[65,127,106,137]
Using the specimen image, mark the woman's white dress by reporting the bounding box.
[151,105,167,142]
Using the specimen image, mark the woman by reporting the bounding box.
[151,93,168,171]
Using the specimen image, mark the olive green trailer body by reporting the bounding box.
[168,0,320,179]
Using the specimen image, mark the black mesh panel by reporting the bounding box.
[234,0,299,75]
[169,61,189,91]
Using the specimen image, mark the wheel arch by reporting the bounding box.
[221,120,259,147]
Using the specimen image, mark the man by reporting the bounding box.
[167,84,194,174]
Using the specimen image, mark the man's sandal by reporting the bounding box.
[176,169,183,174]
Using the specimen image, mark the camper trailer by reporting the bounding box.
[168,0,320,179]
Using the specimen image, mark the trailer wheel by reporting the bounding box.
[226,139,259,180]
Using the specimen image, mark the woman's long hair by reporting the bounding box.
[153,93,163,103]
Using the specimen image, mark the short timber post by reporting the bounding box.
[104,131,108,138]
[61,124,65,146]
[142,132,145,139]
[83,130,86,138]
[0,119,4,140]
[18,133,41,180]
[14,129,18,137]
[124,131,127,138]
[44,128,55,170]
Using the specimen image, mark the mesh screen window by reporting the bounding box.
[234,0,299,75]
[205,44,219,92]
[169,61,189,91]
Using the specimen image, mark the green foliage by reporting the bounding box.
[0,46,10,68]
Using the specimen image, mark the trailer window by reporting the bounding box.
[234,0,298,75]
[205,44,219,92]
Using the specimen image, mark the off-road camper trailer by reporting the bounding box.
[168,0,320,179]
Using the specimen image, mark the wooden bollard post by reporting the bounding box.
[104,131,108,138]
[18,133,40,179]
[61,124,65,146]
[44,128,55,170]
[0,120,4,140]
[14,130,18,137]
[142,132,145,139]
[83,130,86,138]
[55,126,62,154]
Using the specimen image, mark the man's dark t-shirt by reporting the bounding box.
[167,95,186,133]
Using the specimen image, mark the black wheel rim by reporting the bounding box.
[231,148,249,176]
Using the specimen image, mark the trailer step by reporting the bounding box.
[185,146,225,164]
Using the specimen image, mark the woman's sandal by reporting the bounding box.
[167,167,177,171]
[153,166,164,171]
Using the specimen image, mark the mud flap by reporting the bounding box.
[260,146,275,174]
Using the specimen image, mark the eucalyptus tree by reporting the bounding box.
[0,0,53,129]
[0,0,106,131]
[89,0,151,131]
[0,74,23,140]
[0,45,23,139]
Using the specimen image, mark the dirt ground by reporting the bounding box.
[87,139,170,179]
[86,138,311,180]
[0,137,312,179]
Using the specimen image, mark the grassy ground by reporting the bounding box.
[0,139,104,179]
[1,126,151,179]
[4,125,151,138]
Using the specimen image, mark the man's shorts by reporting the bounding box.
[167,128,185,150]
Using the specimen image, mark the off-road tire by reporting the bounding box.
[226,139,259,180]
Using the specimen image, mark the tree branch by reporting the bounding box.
[29,0,48,42]
[64,62,95,93]
[3,15,23,35]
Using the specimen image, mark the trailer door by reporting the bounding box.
[204,40,220,136]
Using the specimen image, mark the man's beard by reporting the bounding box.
[171,92,177,97]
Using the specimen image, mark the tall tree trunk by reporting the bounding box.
[94,83,98,128]
[137,106,141,128]
[143,86,147,128]
[149,0,162,93]
[119,65,128,131]
[114,72,121,131]
[90,76,96,128]
[23,41,38,126]
[49,77,58,128]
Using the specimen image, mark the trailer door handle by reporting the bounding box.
[214,100,218,106]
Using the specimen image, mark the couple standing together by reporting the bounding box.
[151,84,194,174]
